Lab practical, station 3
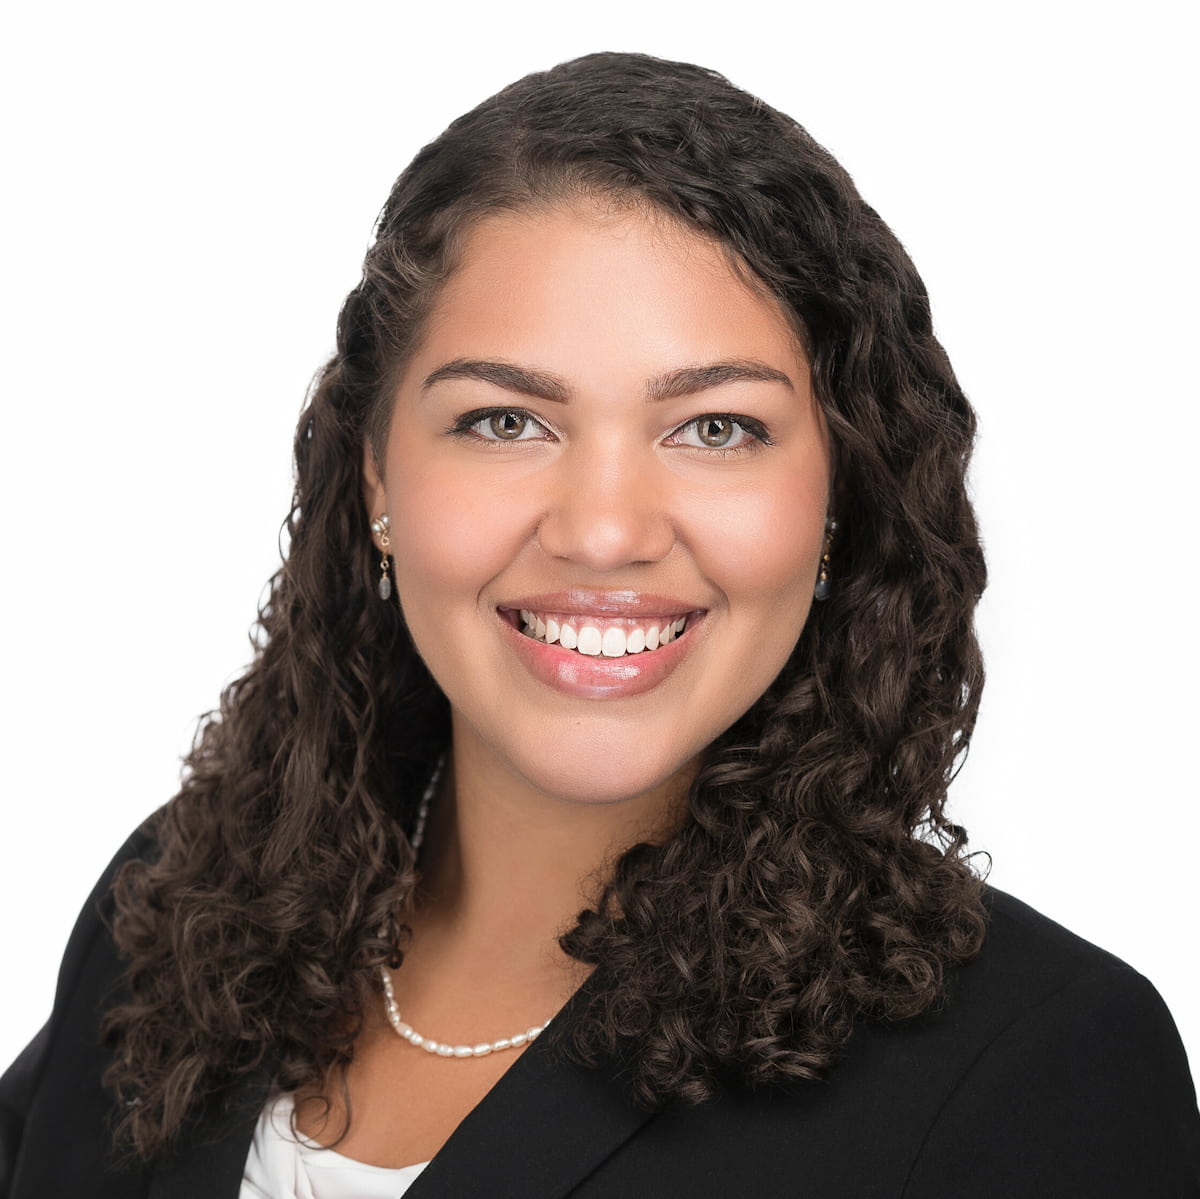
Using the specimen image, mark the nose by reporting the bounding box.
[535,445,675,571]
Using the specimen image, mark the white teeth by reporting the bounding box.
[515,611,690,656]
[601,627,627,657]
[577,626,603,656]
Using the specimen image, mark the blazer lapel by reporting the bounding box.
[407,974,659,1199]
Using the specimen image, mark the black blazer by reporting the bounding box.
[3,827,1199,1198]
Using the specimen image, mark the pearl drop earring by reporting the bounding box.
[814,516,837,602]
[370,513,393,601]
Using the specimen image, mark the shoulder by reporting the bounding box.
[568,888,1200,1197]
[51,819,161,1000]
[0,820,161,1195]
[979,884,1132,976]
[942,885,1155,1031]
[948,886,1197,1087]
[12,817,159,1062]
[894,886,1200,1197]
[71,819,161,939]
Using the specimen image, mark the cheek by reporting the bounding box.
[685,469,826,607]
[385,458,522,608]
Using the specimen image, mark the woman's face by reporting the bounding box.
[365,200,831,805]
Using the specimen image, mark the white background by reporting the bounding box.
[2,1,1196,1078]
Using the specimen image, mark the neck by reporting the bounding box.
[409,728,694,974]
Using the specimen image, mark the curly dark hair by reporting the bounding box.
[102,51,988,1158]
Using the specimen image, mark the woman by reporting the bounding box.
[2,50,1197,1198]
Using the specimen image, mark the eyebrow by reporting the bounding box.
[420,358,794,403]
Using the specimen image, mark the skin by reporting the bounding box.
[308,198,831,1167]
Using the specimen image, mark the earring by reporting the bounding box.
[814,516,837,601]
[370,513,393,601]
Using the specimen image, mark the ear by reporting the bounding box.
[362,440,388,545]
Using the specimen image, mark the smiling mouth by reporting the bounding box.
[512,609,691,658]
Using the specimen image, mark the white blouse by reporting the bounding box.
[240,1093,432,1199]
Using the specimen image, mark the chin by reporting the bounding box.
[480,723,704,811]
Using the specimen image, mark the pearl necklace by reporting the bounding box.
[378,757,552,1059]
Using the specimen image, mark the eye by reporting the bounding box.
[448,408,554,443]
[485,410,533,440]
[666,414,769,452]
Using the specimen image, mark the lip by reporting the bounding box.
[499,589,704,619]
[496,592,708,700]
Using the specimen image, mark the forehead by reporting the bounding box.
[407,199,807,383]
